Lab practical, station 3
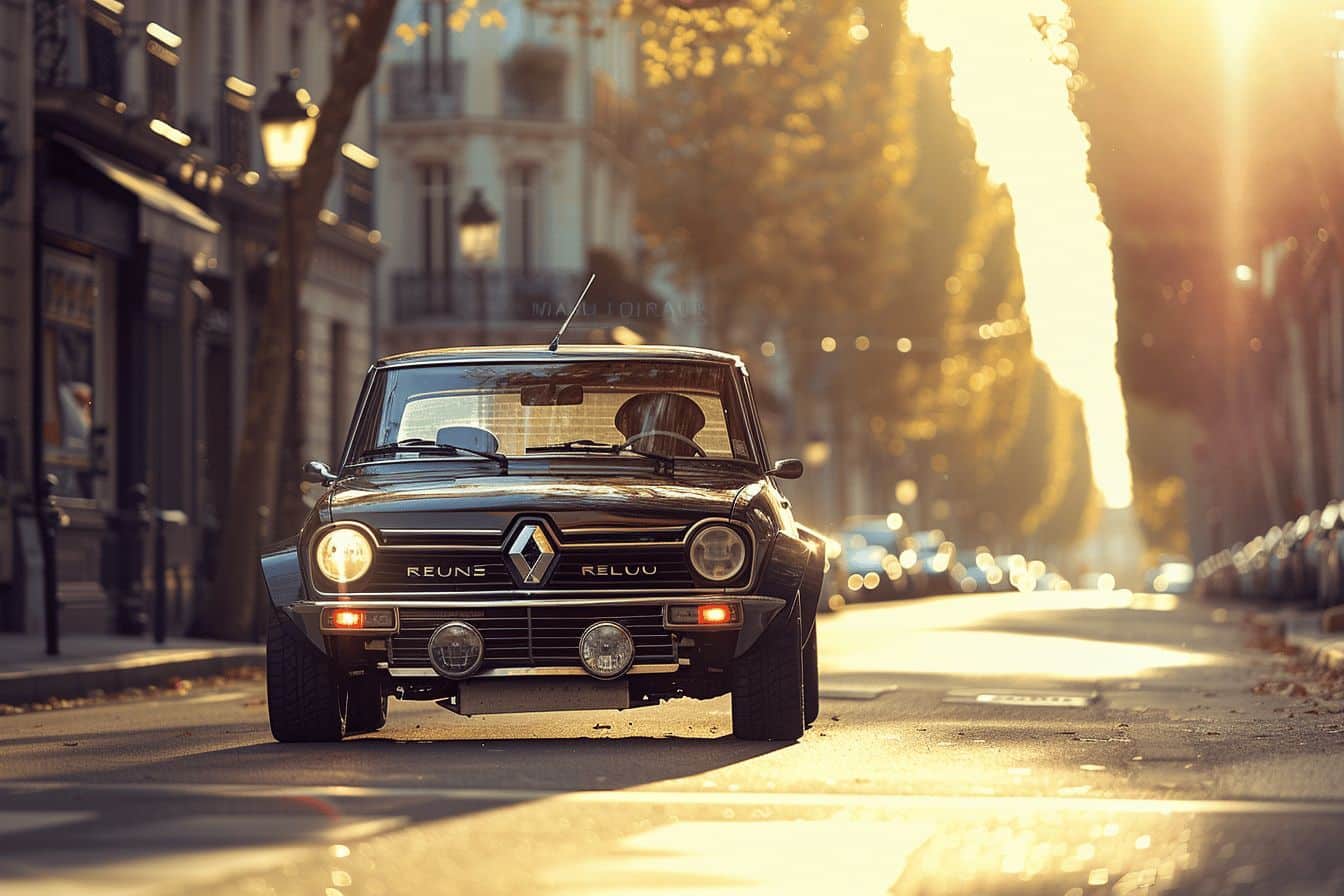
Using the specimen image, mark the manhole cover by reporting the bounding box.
[943,689,1097,707]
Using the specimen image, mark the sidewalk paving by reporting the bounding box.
[0,634,264,705]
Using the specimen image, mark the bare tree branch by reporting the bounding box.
[194,0,398,640]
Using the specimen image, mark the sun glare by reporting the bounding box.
[905,0,1133,508]
[1217,0,1261,55]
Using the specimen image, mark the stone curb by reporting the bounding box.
[1284,623,1344,674]
[0,646,265,705]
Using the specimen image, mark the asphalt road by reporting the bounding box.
[4,590,1344,895]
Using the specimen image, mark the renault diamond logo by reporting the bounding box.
[507,523,556,585]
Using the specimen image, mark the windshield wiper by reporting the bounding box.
[525,440,676,474]
[358,438,508,473]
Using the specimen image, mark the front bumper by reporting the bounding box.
[282,594,787,677]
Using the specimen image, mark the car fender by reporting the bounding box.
[795,523,829,635]
[730,480,812,645]
[261,538,324,650]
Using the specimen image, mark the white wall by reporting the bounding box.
[374,0,637,350]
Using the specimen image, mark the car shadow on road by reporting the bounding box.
[0,726,790,884]
[177,731,787,790]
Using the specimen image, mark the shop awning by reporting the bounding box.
[57,136,221,266]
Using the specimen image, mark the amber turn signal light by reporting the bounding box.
[667,603,740,626]
[698,604,732,625]
[320,607,396,632]
[333,609,363,628]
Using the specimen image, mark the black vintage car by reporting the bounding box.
[262,345,827,742]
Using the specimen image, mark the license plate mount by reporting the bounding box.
[450,677,630,715]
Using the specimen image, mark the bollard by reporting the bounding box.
[153,512,167,644]
[39,474,61,656]
[115,484,152,636]
[153,509,189,645]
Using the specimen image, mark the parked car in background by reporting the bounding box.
[953,549,1002,593]
[832,514,911,604]
[1196,497,1344,610]
[904,530,956,597]
[1145,559,1194,595]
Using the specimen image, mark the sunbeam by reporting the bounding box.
[905,0,1133,508]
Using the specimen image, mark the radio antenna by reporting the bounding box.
[548,273,596,352]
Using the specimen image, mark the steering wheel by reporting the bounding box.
[620,430,707,457]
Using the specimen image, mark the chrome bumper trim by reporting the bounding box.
[310,595,784,611]
[389,662,681,679]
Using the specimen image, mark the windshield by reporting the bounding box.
[347,360,758,467]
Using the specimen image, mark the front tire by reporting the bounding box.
[267,611,346,743]
[731,598,805,741]
[345,676,389,735]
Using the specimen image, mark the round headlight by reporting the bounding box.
[579,621,635,679]
[428,621,485,679]
[688,524,748,582]
[314,526,374,583]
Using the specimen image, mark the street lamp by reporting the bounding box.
[258,73,315,181]
[0,120,16,206]
[260,71,316,529]
[459,189,500,344]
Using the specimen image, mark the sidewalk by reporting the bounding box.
[1248,609,1344,673]
[0,634,264,706]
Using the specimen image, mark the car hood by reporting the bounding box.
[323,471,749,535]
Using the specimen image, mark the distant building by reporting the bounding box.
[373,0,649,354]
[2,0,380,636]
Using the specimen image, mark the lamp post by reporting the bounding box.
[459,189,499,345]
[259,72,315,529]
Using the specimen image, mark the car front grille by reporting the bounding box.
[390,604,678,671]
[350,537,701,594]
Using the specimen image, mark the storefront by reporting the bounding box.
[35,136,220,634]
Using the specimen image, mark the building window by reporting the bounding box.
[342,152,375,230]
[247,0,265,83]
[145,21,181,123]
[421,0,453,90]
[418,163,454,276]
[507,163,543,275]
[82,1,122,100]
[41,249,99,500]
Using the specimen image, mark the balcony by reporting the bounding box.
[393,270,464,320]
[387,61,464,120]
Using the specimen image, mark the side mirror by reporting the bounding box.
[302,460,337,487]
[771,458,804,480]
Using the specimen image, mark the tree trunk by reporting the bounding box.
[193,0,398,641]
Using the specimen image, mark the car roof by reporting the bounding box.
[375,344,744,369]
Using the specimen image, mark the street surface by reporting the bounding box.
[3,591,1344,895]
